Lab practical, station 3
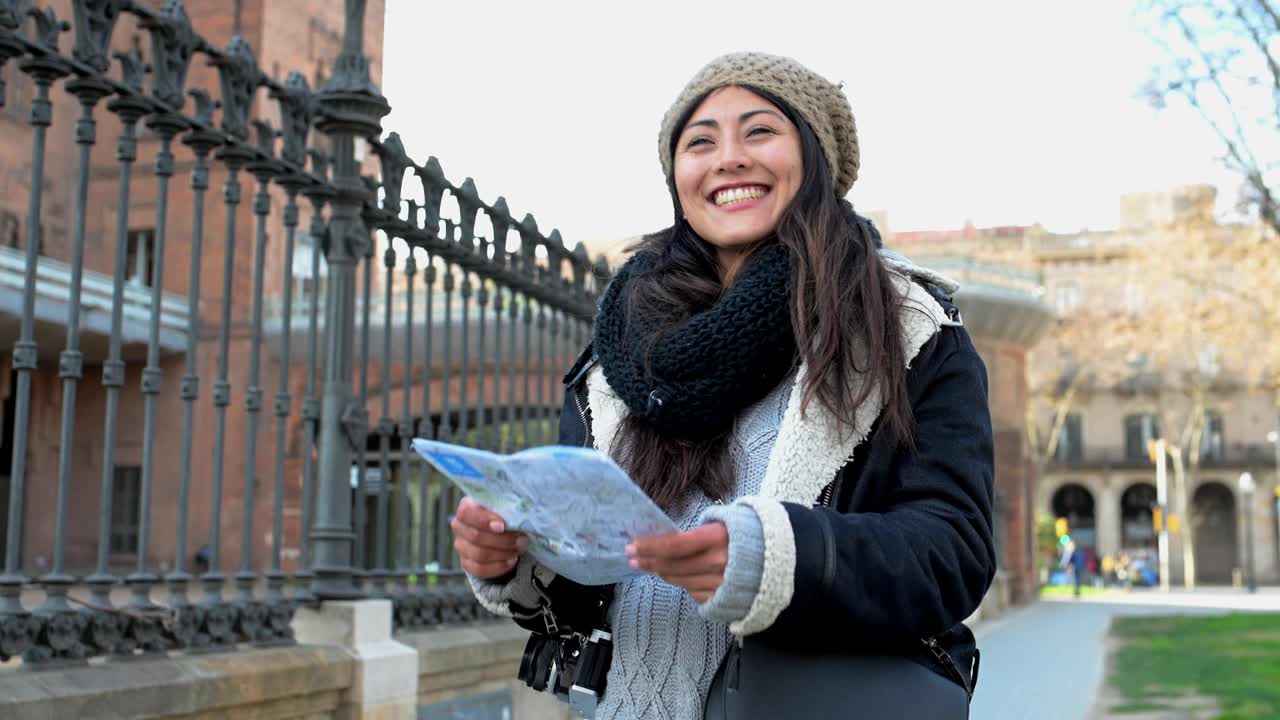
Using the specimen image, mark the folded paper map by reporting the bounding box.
[412,438,677,585]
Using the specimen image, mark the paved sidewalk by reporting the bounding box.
[970,589,1274,720]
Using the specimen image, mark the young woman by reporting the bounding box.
[451,51,996,720]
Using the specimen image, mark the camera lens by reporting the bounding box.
[519,634,545,687]
[532,637,558,692]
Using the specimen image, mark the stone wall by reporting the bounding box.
[403,621,571,720]
[0,611,585,720]
[0,645,352,719]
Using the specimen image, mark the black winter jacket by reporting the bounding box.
[516,279,996,694]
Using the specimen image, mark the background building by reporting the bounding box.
[892,186,1280,588]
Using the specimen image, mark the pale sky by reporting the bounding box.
[378,0,1240,250]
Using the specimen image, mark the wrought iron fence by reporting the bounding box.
[0,0,609,669]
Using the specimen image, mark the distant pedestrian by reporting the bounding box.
[1061,541,1088,597]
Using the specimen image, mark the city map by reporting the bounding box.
[412,439,677,585]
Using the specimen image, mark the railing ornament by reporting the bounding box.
[0,1,31,32]
[273,72,312,169]
[70,0,125,73]
[252,118,278,159]
[488,197,513,256]
[141,0,199,111]
[416,156,447,235]
[112,48,148,94]
[27,6,68,51]
[378,132,411,214]
[517,213,540,276]
[455,177,483,251]
[215,33,260,141]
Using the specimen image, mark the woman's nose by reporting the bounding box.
[715,137,750,172]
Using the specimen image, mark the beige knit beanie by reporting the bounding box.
[658,51,859,197]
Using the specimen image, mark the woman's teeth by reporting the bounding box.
[713,186,768,207]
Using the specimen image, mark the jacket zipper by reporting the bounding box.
[923,635,973,701]
[818,473,843,508]
[571,387,590,448]
[570,356,596,448]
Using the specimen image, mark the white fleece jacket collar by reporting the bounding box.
[586,261,955,637]
[761,271,950,505]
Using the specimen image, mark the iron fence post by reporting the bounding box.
[310,0,389,600]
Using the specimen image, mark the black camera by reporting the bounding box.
[518,628,613,718]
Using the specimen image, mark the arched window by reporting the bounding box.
[1120,483,1157,549]
[1051,483,1096,549]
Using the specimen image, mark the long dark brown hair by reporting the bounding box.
[614,86,914,509]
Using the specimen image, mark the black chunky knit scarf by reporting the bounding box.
[593,243,797,440]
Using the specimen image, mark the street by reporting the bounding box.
[970,589,1280,720]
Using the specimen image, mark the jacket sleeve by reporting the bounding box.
[760,328,996,644]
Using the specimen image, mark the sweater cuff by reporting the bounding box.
[466,554,552,616]
[696,503,765,625]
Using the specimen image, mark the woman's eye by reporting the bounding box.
[686,137,711,148]
[748,126,776,137]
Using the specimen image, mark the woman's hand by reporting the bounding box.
[626,523,729,603]
[451,496,529,579]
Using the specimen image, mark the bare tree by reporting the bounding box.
[1142,0,1280,236]
[1123,209,1277,586]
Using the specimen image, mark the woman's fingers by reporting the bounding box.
[627,524,729,601]
[656,572,724,594]
[454,536,522,578]
[455,496,508,534]
[454,535,520,565]
[450,515,527,552]
[460,555,519,579]
[451,496,528,580]
[631,546,727,571]
[628,523,727,562]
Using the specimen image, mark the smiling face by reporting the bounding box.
[673,86,803,277]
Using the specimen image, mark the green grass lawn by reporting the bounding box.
[1105,613,1280,719]
[1039,583,1117,598]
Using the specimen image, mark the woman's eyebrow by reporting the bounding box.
[683,109,786,133]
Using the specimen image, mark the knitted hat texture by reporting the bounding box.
[658,52,859,197]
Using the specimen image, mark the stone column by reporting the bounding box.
[293,599,418,719]
[1095,476,1121,560]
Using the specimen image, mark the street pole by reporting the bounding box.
[1272,424,1279,573]
[309,0,390,600]
[1156,439,1170,592]
[1239,472,1256,594]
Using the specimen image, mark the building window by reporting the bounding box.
[126,229,155,286]
[1124,413,1161,462]
[1200,410,1224,462]
[292,232,327,307]
[0,209,18,249]
[110,466,142,555]
[1055,414,1085,462]
[0,210,43,255]
[1054,282,1081,315]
